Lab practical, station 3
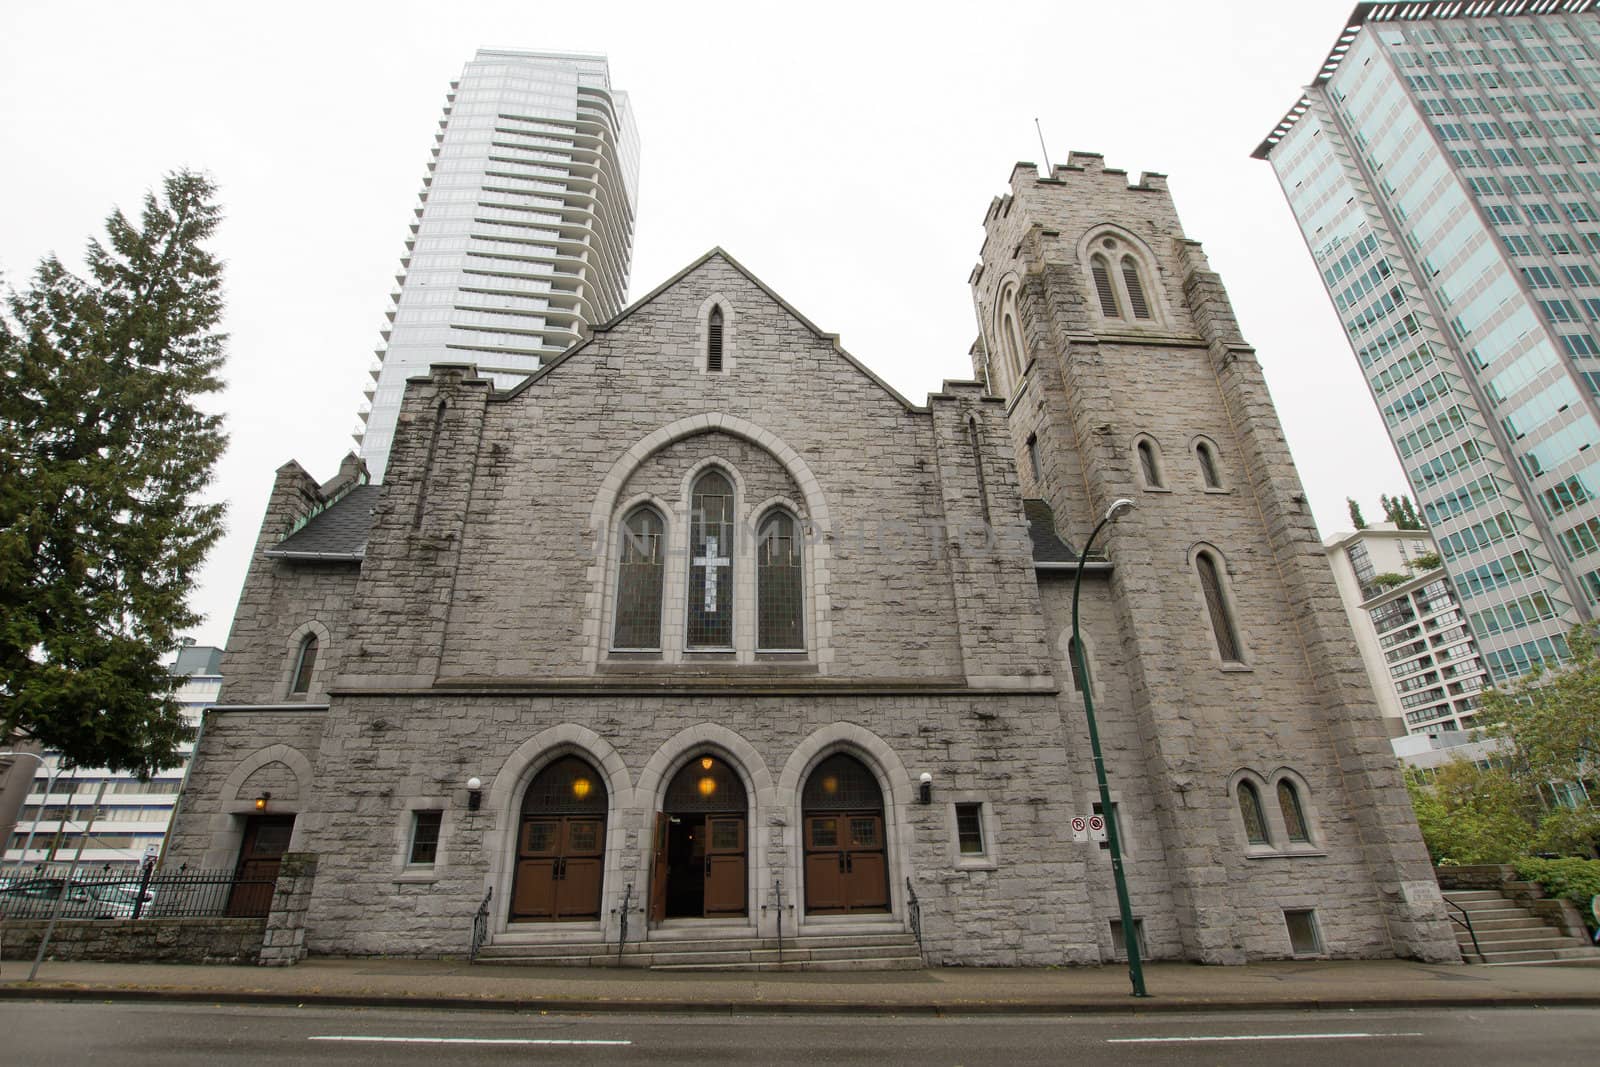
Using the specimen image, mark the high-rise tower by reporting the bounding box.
[358,49,640,481]
[1257,2,1600,687]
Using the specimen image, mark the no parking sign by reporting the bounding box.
[1071,816,1088,842]
[1088,814,1107,843]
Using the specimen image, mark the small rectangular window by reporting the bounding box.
[408,810,442,865]
[955,803,985,855]
[1109,918,1146,960]
[1284,909,1322,955]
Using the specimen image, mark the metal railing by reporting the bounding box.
[905,877,923,961]
[0,863,276,921]
[1445,897,1485,962]
[614,882,633,965]
[469,886,493,961]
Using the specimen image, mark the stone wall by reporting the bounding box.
[0,918,264,964]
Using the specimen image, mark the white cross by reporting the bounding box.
[693,535,730,612]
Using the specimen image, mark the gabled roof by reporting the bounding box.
[501,248,923,412]
[266,485,382,561]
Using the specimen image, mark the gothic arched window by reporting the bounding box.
[688,470,735,648]
[707,306,725,372]
[1278,779,1310,843]
[1196,440,1222,489]
[1090,254,1121,317]
[1196,549,1243,663]
[613,506,666,650]
[1136,438,1163,489]
[1121,256,1152,319]
[290,634,319,695]
[1238,781,1269,845]
[757,509,804,651]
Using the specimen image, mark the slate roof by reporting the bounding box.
[266,485,382,561]
[1024,498,1084,565]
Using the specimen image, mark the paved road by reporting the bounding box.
[4,1001,1598,1065]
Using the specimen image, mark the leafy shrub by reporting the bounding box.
[1514,856,1600,913]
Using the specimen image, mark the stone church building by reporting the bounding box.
[165,155,1459,967]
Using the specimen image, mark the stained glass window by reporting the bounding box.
[802,754,883,811]
[758,510,804,650]
[688,470,735,648]
[521,756,608,815]
[291,635,318,694]
[1278,780,1310,843]
[1198,551,1243,662]
[613,506,665,649]
[664,755,747,813]
[1238,782,1269,845]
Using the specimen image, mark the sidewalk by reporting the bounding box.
[2,956,1598,1015]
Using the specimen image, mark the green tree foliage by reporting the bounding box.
[1480,622,1600,787]
[1380,492,1424,530]
[1410,550,1442,572]
[0,172,227,776]
[1347,497,1367,530]
[1405,761,1534,864]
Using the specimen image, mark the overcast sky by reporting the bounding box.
[1,0,1401,648]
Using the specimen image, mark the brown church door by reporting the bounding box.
[703,816,747,916]
[802,754,890,915]
[509,756,608,923]
[648,812,669,924]
[229,814,294,917]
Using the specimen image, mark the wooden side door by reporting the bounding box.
[510,817,560,920]
[648,812,669,924]
[803,815,845,913]
[840,814,888,911]
[554,817,605,920]
[228,814,294,917]
[703,816,746,916]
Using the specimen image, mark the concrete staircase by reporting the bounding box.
[475,930,924,972]
[1443,887,1600,966]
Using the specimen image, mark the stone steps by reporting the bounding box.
[1443,887,1600,967]
[476,931,924,972]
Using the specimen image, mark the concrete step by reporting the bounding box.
[1442,889,1511,902]
[485,932,913,952]
[1454,915,1562,932]
[1472,945,1600,965]
[651,955,925,973]
[1464,935,1591,954]
[1455,924,1572,943]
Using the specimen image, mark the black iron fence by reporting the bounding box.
[0,863,276,921]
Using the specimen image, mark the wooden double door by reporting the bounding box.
[803,811,888,914]
[510,815,605,921]
[650,812,747,921]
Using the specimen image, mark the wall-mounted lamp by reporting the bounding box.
[254,792,271,812]
[466,776,482,811]
[918,772,933,805]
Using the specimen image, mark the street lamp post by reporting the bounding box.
[0,750,61,881]
[1070,498,1149,998]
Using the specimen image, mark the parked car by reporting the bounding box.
[0,877,142,919]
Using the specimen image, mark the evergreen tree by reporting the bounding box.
[1382,492,1424,530]
[1347,497,1367,530]
[0,172,227,776]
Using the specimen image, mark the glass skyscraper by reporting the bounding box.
[358,50,640,482]
[1258,1,1600,686]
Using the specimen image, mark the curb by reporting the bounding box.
[4,985,1600,1016]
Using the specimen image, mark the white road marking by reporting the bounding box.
[310,1036,633,1046]
[1108,1032,1424,1044]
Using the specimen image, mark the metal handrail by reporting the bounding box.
[905,877,923,961]
[469,886,493,961]
[614,882,633,965]
[774,878,785,966]
[1444,896,1485,962]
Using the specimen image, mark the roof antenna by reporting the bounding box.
[1034,118,1054,175]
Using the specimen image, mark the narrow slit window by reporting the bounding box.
[1001,306,1026,380]
[1067,635,1087,692]
[1137,440,1161,488]
[1197,551,1243,662]
[1278,780,1310,843]
[707,306,725,372]
[1027,433,1042,484]
[1238,781,1269,845]
[291,634,319,695]
[688,470,735,648]
[1122,256,1152,319]
[968,417,991,525]
[757,510,805,651]
[1197,441,1221,489]
[613,506,666,649]
[1091,255,1121,317]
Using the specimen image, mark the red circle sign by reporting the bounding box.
[1088,815,1105,831]
[1071,817,1086,832]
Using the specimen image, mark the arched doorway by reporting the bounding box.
[509,755,607,922]
[649,754,748,921]
[802,753,889,915]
